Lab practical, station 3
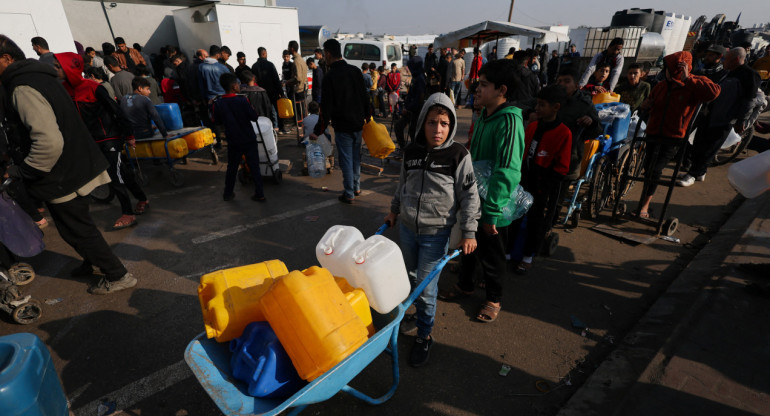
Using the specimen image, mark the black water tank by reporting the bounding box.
[612,9,655,30]
[651,11,666,33]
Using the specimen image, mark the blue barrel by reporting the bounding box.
[229,322,305,398]
[154,103,183,131]
[0,333,68,416]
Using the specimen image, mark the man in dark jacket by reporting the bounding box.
[512,50,541,102]
[0,35,134,294]
[55,52,149,230]
[186,49,207,104]
[252,47,283,131]
[309,39,370,204]
[678,47,759,187]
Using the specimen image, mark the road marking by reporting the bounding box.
[72,359,191,416]
[191,184,393,244]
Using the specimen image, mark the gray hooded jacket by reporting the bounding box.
[390,93,480,238]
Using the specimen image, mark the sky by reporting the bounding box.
[278,0,767,35]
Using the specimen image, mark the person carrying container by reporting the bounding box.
[636,51,720,219]
[438,59,525,323]
[579,37,624,92]
[384,92,479,367]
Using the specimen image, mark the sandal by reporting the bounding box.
[476,301,501,323]
[113,214,137,230]
[35,218,48,229]
[134,200,149,215]
[438,284,473,301]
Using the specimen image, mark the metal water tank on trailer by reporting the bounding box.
[612,9,655,31]
[636,32,666,62]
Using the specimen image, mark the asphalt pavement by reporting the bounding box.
[1,110,768,416]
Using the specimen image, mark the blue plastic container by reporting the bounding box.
[0,333,68,416]
[595,102,632,143]
[229,322,306,399]
[154,103,183,131]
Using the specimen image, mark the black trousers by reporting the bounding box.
[642,141,680,197]
[224,141,264,198]
[511,181,561,258]
[101,142,147,215]
[689,122,732,177]
[47,196,127,281]
[458,226,509,303]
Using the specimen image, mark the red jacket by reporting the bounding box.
[469,55,483,82]
[386,71,401,93]
[524,121,572,176]
[646,52,721,138]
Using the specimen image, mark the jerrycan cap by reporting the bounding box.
[323,246,333,255]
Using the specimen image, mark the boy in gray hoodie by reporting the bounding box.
[384,92,480,367]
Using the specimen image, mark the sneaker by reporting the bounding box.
[409,336,433,367]
[676,174,696,187]
[88,273,137,295]
[399,313,418,335]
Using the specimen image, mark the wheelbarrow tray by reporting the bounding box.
[184,248,459,416]
[184,306,403,416]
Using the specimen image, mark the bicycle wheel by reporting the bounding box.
[587,157,611,220]
[712,127,754,166]
[89,184,114,204]
[617,141,645,198]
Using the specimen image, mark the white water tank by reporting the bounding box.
[675,15,692,53]
[660,12,677,55]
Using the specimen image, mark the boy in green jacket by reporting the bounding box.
[439,59,525,322]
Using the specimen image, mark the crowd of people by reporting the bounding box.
[0,28,767,369]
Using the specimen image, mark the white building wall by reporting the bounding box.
[0,0,76,59]
[62,0,181,54]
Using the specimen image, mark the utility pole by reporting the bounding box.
[508,0,515,22]
[100,0,116,42]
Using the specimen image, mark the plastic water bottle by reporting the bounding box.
[473,160,533,222]
[306,142,325,178]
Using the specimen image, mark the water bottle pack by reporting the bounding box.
[473,160,534,222]
[306,141,326,178]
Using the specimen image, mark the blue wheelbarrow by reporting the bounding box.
[184,225,460,415]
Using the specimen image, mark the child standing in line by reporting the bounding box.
[438,59,525,324]
[212,73,266,202]
[384,92,479,367]
[581,63,611,95]
[514,85,572,274]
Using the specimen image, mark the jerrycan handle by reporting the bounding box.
[321,228,346,255]
[355,240,385,264]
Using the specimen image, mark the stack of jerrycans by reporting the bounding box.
[316,225,410,315]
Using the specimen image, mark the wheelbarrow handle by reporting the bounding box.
[404,249,461,308]
[375,223,389,235]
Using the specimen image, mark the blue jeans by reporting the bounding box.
[449,81,462,105]
[399,223,451,339]
[335,131,362,199]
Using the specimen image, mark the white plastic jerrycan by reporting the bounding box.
[315,225,365,282]
[728,150,770,199]
[348,235,410,314]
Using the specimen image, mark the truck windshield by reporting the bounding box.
[386,45,401,62]
[343,43,380,61]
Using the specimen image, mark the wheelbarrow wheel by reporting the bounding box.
[135,169,149,187]
[13,299,42,325]
[210,148,220,165]
[89,184,114,204]
[169,168,185,187]
[616,202,628,218]
[8,263,35,285]
[237,166,252,184]
[571,211,580,228]
[663,217,679,237]
[545,232,559,256]
[273,169,283,184]
[588,157,611,219]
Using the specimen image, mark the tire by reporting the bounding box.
[210,148,220,165]
[273,169,283,184]
[545,232,559,257]
[571,211,580,228]
[587,157,611,220]
[712,127,754,166]
[8,263,35,285]
[169,169,185,187]
[663,217,679,237]
[237,166,252,184]
[13,300,42,325]
[89,184,114,204]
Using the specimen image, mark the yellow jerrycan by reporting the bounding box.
[592,91,620,105]
[277,98,294,119]
[197,260,289,343]
[362,118,395,158]
[151,138,189,159]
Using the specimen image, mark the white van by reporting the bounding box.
[338,39,403,71]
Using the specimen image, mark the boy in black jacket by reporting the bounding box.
[212,73,266,202]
